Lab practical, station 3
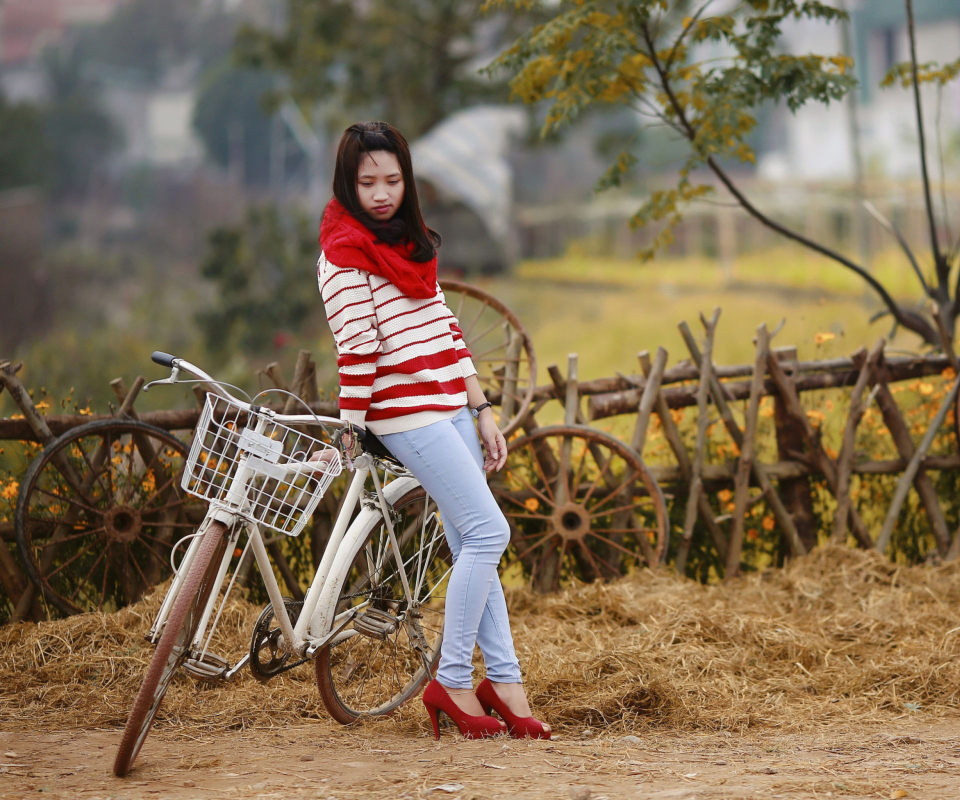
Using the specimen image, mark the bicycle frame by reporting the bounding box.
[143,355,425,679]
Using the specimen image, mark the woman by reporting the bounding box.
[317,121,549,740]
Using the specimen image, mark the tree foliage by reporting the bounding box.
[77,0,237,85]
[192,64,277,186]
[199,206,318,355]
[490,0,960,348]
[0,96,48,191]
[234,0,539,138]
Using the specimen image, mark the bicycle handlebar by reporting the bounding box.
[147,351,345,429]
[151,351,176,368]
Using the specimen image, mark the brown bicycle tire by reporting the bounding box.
[113,520,228,777]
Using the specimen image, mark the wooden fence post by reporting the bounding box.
[831,341,884,544]
[639,352,728,561]
[676,310,720,575]
[728,324,769,579]
[875,371,960,554]
[679,320,805,558]
[766,353,874,550]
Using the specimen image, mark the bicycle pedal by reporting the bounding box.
[183,651,231,683]
[353,608,399,641]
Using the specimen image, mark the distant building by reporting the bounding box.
[0,0,125,65]
[758,0,960,181]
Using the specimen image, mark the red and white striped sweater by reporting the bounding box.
[318,252,477,434]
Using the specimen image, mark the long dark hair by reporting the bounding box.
[332,121,440,263]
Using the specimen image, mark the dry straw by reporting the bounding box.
[2,546,959,738]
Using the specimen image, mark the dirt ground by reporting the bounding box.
[1,716,958,800]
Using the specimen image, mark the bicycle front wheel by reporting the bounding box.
[113,520,228,777]
[316,486,451,723]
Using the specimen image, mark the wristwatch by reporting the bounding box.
[470,401,493,419]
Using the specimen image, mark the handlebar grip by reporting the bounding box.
[151,351,177,367]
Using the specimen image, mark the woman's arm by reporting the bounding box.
[465,373,507,473]
[319,260,382,430]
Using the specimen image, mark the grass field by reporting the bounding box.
[473,245,934,383]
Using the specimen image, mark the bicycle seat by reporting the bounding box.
[363,431,404,467]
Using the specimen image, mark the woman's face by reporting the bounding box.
[356,150,404,221]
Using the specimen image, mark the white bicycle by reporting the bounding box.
[114,352,451,776]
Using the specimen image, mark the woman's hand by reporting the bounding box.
[307,447,340,472]
[477,410,508,473]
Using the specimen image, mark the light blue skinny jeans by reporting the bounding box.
[380,407,523,690]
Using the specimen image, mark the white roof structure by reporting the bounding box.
[411,105,527,244]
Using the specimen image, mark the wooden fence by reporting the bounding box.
[3,308,960,619]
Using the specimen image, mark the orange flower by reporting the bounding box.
[762,515,775,531]
[814,332,835,345]
[717,489,733,503]
[746,528,759,541]
[524,497,540,512]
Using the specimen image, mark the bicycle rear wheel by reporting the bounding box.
[315,486,451,723]
[113,520,228,777]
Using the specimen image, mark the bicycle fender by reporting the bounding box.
[309,475,421,637]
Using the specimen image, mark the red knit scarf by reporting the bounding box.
[319,198,437,299]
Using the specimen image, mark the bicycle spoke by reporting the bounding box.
[67,545,108,601]
[589,495,650,520]
[586,469,638,515]
[33,485,103,516]
[513,529,560,562]
[584,529,643,559]
[577,538,623,576]
[463,299,489,339]
[45,538,99,580]
[37,526,106,548]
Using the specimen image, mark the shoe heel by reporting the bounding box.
[424,700,441,740]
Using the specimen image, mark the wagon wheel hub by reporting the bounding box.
[552,502,590,542]
[104,505,142,544]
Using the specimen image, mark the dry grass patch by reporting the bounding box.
[2,546,959,739]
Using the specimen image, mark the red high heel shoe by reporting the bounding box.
[422,680,506,740]
[476,678,551,740]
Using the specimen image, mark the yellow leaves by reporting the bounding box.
[806,409,826,426]
[619,52,651,80]
[0,481,18,501]
[736,143,755,164]
[828,55,853,75]
[511,55,559,103]
[918,382,934,397]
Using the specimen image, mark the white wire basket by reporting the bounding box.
[182,394,343,537]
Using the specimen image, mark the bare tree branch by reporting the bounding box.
[905,0,946,286]
[640,20,940,346]
[863,200,931,298]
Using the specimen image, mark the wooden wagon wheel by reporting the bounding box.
[439,279,536,437]
[15,419,200,616]
[491,425,669,593]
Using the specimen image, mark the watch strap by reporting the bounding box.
[470,401,494,418]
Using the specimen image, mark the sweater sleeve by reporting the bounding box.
[436,282,478,379]
[319,256,382,428]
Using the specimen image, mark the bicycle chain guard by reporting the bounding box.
[249,598,308,681]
